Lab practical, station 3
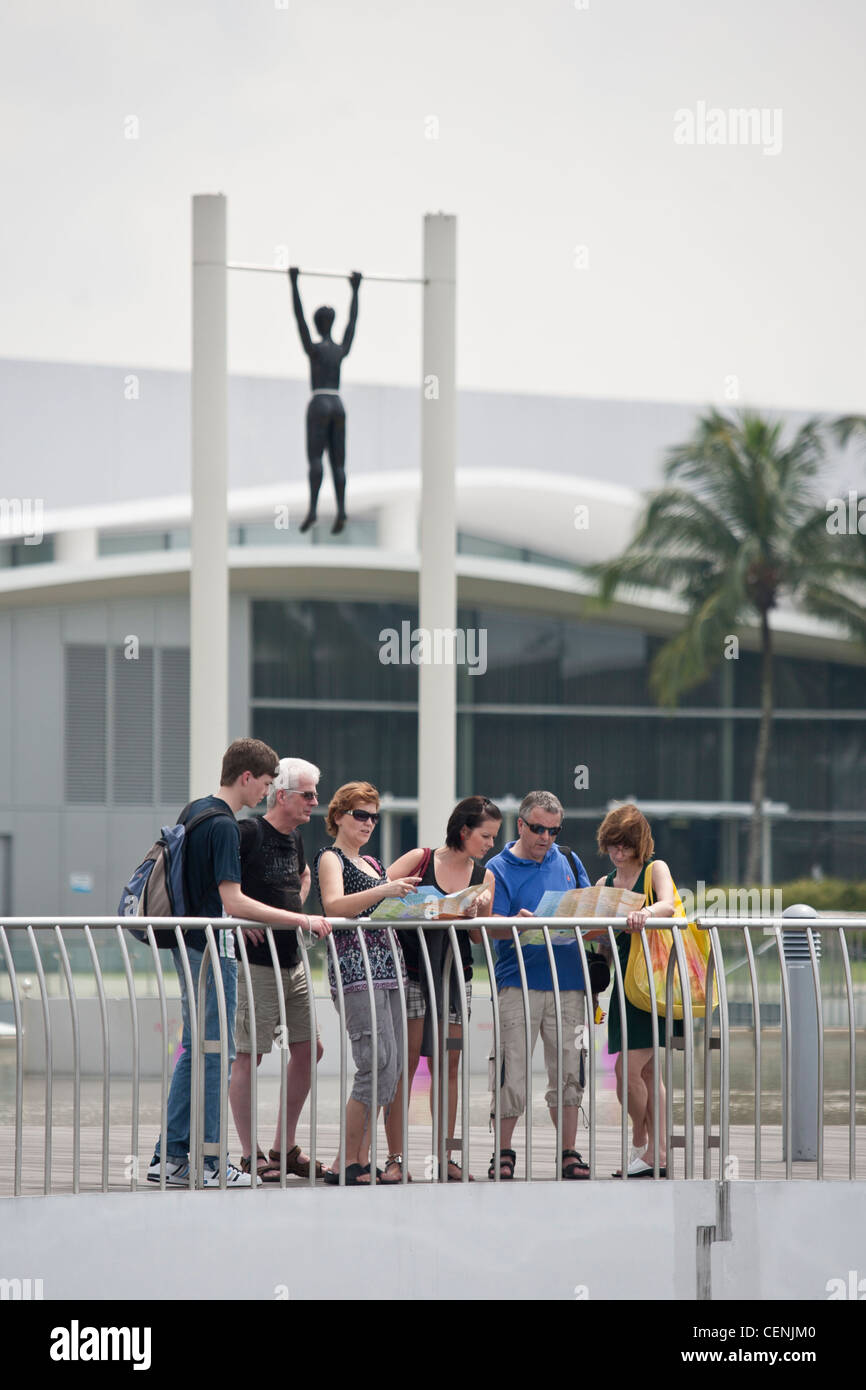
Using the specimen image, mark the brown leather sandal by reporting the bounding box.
[269,1145,324,1179]
[240,1150,281,1183]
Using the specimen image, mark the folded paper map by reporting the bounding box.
[369,880,488,922]
[519,885,646,944]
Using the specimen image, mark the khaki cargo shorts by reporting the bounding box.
[235,961,317,1053]
[489,987,585,1117]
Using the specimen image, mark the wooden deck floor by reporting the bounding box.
[2,1119,861,1194]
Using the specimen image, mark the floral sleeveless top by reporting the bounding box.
[314,845,406,995]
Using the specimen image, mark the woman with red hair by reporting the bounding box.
[595,803,676,1178]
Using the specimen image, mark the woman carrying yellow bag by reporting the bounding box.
[592,805,677,1179]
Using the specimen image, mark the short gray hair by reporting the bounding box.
[267,757,321,809]
[518,790,563,823]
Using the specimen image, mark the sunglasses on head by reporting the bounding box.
[348,809,379,824]
[523,821,561,837]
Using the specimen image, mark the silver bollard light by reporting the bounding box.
[781,903,821,1162]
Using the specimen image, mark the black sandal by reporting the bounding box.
[562,1148,590,1179]
[323,1163,370,1186]
[488,1148,516,1180]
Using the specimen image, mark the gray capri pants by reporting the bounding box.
[340,987,403,1110]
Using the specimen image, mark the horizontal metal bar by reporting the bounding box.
[697,918,865,929]
[225,260,427,285]
[2,914,863,932]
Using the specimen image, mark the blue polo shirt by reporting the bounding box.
[488,841,590,991]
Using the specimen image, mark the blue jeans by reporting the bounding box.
[154,946,237,1169]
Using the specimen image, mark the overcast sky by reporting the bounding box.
[2,0,864,412]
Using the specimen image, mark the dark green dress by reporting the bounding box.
[605,861,669,1054]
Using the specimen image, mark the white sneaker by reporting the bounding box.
[147,1156,190,1185]
[202,1163,257,1188]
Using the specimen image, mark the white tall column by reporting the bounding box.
[190,194,229,797]
[418,214,457,844]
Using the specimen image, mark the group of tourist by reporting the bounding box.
[147,737,677,1187]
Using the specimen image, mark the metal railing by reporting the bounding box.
[0,915,862,1194]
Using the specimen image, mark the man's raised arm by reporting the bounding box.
[288,267,313,356]
[340,271,362,355]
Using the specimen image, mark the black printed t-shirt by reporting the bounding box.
[239,817,307,967]
[181,795,241,953]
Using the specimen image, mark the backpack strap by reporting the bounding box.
[239,814,266,867]
[557,845,583,889]
[417,847,432,881]
[178,803,237,918]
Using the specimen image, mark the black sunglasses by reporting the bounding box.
[348,809,379,824]
[523,820,562,837]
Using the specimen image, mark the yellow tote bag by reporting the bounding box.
[624,863,718,1020]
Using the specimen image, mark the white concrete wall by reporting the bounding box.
[2,1180,715,1301]
[2,1181,862,1301]
[711,1181,866,1301]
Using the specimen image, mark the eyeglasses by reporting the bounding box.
[523,821,561,837]
[296,791,318,802]
[348,809,379,824]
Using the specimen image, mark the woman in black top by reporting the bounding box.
[383,796,501,1181]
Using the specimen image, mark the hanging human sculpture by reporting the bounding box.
[288,267,362,534]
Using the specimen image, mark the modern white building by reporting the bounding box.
[1,356,864,920]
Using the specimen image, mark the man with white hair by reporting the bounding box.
[229,756,328,1180]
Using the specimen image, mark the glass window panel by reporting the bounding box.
[252,707,417,799]
[252,600,419,702]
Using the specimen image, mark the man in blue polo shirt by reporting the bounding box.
[487,789,591,1180]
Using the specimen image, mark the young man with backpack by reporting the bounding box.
[147,738,331,1187]
[229,756,330,1181]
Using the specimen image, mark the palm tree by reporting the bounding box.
[587,408,866,884]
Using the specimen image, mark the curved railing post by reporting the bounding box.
[709,927,729,1179]
[356,927,377,1188]
[54,925,81,1193]
[0,927,24,1195]
[297,926,320,1187]
[27,926,53,1195]
[447,924,471,1183]
[571,927,596,1180]
[480,926,502,1183]
[609,926,629,1181]
[115,925,140,1192]
[540,923,563,1180]
[638,927,661,1180]
[386,927,410,1184]
[511,926,533,1182]
[265,926,287,1187]
[669,925,695,1178]
[83,926,111,1192]
[235,925,258,1194]
[416,927,440,1181]
[741,924,762,1179]
[327,933,348,1185]
[146,926,170,1189]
